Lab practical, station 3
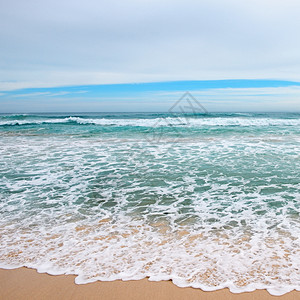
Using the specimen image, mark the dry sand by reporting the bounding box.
[0,267,299,300]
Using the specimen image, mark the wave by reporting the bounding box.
[1,116,300,127]
[0,118,71,126]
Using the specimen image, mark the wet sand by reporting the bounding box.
[0,267,299,300]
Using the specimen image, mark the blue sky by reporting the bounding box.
[1,0,300,112]
[1,80,300,112]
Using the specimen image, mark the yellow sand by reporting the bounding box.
[0,268,300,300]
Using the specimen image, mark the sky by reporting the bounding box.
[0,0,300,112]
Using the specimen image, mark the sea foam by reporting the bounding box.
[0,113,299,295]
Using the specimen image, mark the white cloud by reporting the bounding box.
[11,92,51,98]
[156,86,300,111]
[160,86,300,97]
[11,90,88,98]
[1,0,300,90]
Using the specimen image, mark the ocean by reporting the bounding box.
[0,112,299,295]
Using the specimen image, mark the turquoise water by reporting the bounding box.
[0,112,300,295]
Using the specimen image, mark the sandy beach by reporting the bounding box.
[0,268,299,300]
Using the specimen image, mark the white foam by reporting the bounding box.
[0,132,300,295]
[0,216,300,296]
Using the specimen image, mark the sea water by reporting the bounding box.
[0,112,299,295]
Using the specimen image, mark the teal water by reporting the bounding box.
[0,112,300,295]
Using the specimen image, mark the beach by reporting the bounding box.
[1,0,300,297]
[1,267,300,300]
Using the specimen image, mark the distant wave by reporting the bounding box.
[1,116,300,127]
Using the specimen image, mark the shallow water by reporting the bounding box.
[0,112,299,295]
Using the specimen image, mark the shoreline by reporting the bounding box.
[1,268,300,300]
